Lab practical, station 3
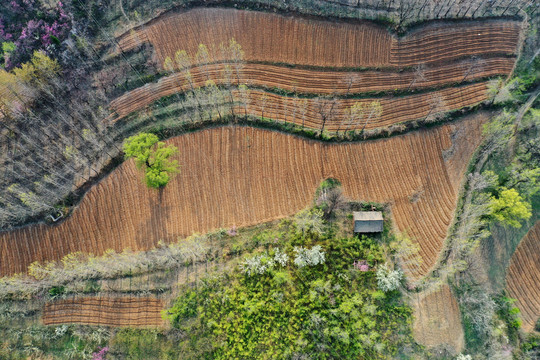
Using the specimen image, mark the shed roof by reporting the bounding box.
[353,211,383,233]
[353,211,383,221]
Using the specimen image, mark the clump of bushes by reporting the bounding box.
[376,264,403,292]
[166,211,414,359]
[0,0,71,69]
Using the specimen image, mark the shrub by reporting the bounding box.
[0,0,71,69]
[293,245,325,268]
[375,264,402,292]
[294,209,325,236]
[48,286,65,298]
[490,187,532,228]
[239,254,275,276]
[167,219,413,359]
[273,248,289,267]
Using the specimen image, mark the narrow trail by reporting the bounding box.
[423,84,540,291]
[514,84,540,132]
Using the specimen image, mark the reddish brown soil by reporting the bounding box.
[42,296,165,327]
[234,82,488,132]
[412,284,464,352]
[116,8,520,69]
[0,114,486,280]
[109,59,512,119]
[506,221,540,332]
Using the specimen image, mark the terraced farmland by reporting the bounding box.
[110,8,519,136]
[42,296,165,327]
[235,82,489,132]
[0,114,486,279]
[109,57,514,119]
[117,7,392,68]
[117,8,520,69]
[506,221,540,332]
[112,80,490,128]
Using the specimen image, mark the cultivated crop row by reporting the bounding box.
[0,115,486,280]
[42,296,165,327]
[506,221,540,332]
[109,58,513,119]
[390,20,521,67]
[116,8,520,69]
[412,284,464,352]
[234,82,489,132]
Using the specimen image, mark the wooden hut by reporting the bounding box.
[353,211,383,233]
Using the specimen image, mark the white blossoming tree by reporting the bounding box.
[375,264,403,292]
[293,245,326,268]
[294,209,325,236]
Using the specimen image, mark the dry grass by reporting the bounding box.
[42,296,165,327]
[116,8,520,68]
[412,284,464,353]
[0,113,486,280]
[506,221,540,332]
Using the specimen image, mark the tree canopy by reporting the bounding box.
[123,133,179,189]
[490,187,532,228]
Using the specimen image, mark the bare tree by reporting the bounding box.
[360,101,383,133]
[260,93,268,121]
[314,97,338,135]
[195,44,212,81]
[300,98,309,129]
[316,186,346,219]
[407,63,427,91]
[343,73,360,95]
[462,56,486,82]
[424,93,447,123]
[238,84,250,119]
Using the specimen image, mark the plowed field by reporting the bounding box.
[116,8,520,69]
[109,58,513,119]
[0,114,486,279]
[506,221,540,332]
[42,296,165,327]
[412,284,464,352]
[236,82,488,132]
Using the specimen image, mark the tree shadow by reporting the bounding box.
[134,187,173,249]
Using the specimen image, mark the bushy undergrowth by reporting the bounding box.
[0,0,71,69]
[0,324,110,360]
[165,214,414,359]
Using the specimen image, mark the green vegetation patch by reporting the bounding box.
[166,210,414,359]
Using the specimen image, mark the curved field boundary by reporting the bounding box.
[390,21,521,67]
[506,221,540,332]
[0,115,486,280]
[235,82,489,132]
[42,296,165,327]
[109,58,513,119]
[116,8,520,69]
[412,284,464,352]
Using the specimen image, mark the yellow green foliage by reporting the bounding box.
[490,187,532,228]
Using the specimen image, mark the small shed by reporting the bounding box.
[353,211,383,233]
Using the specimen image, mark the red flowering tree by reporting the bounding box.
[0,0,72,69]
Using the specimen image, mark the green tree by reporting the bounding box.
[123,133,179,189]
[490,187,532,228]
